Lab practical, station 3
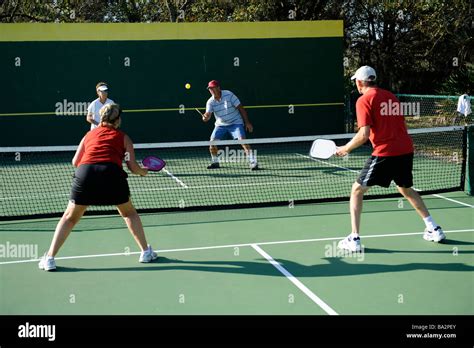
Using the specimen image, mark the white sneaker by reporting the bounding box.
[139,245,158,263]
[423,226,446,242]
[250,162,259,171]
[337,234,362,252]
[38,253,56,271]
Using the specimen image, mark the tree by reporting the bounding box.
[343,0,472,93]
[1,0,471,94]
[439,62,474,95]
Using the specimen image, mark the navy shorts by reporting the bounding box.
[357,153,414,188]
[70,163,130,205]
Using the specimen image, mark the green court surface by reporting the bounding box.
[0,191,472,315]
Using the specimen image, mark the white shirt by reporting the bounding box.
[457,94,472,117]
[87,98,114,129]
[206,90,242,126]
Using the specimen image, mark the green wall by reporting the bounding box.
[0,22,344,146]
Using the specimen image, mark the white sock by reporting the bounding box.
[423,216,437,231]
[247,152,256,164]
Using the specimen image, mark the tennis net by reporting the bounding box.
[0,126,466,220]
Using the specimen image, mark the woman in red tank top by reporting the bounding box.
[38,104,158,271]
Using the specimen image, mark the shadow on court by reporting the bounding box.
[1,191,468,233]
[54,251,474,276]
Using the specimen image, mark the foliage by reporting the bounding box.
[0,0,471,94]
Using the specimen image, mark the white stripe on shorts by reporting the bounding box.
[362,157,378,186]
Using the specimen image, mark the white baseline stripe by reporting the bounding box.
[162,168,188,188]
[430,194,474,208]
[251,244,338,315]
[1,229,472,266]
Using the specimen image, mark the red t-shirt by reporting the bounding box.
[356,87,414,156]
[79,127,126,168]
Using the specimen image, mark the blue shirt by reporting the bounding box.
[206,90,243,126]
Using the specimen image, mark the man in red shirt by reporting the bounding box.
[336,66,445,252]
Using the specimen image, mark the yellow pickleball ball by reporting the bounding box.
[185,83,191,89]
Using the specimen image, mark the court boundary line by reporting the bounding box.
[162,168,188,188]
[1,228,472,266]
[251,244,338,315]
[296,153,472,208]
[430,194,474,208]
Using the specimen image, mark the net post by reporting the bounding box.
[466,125,474,195]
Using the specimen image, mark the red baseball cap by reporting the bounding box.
[207,80,220,89]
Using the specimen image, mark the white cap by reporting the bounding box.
[351,66,376,81]
[97,85,109,92]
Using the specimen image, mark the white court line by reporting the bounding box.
[1,229,472,266]
[162,168,188,188]
[132,186,187,192]
[297,153,473,208]
[430,194,474,208]
[251,244,338,315]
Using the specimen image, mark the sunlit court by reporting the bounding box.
[0,3,472,346]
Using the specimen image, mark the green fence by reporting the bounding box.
[0,21,344,146]
[397,94,473,129]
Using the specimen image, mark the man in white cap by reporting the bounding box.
[86,82,114,129]
[335,66,445,252]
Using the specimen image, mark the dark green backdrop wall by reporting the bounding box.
[0,21,344,146]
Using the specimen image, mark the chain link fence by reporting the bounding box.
[345,94,473,132]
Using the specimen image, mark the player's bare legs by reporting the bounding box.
[397,186,429,218]
[397,186,444,241]
[350,182,371,235]
[337,182,370,252]
[241,142,258,170]
[207,145,220,169]
[209,145,219,159]
[117,200,148,251]
[241,143,252,156]
[47,201,87,257]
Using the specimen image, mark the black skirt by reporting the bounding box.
[70,163,130,205]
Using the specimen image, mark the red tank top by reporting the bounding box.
[79,127,125,168]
